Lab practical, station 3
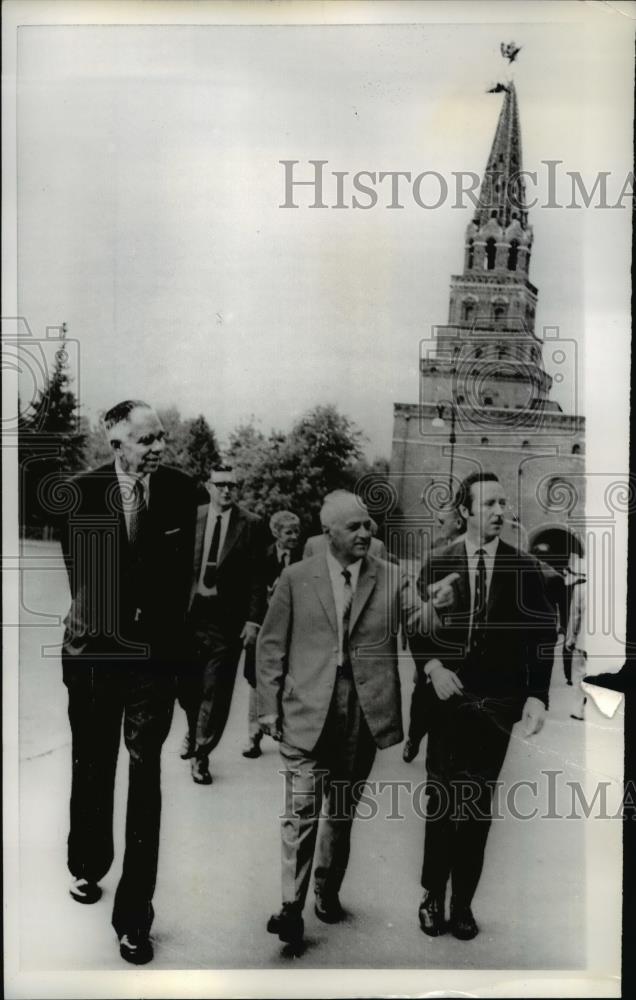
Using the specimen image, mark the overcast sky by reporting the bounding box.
[16,13,633,458]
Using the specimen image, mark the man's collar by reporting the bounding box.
[326,548,362,578]
[115,460,149,490]
[464,535,500,558]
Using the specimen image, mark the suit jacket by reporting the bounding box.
[190,502,267,629]
[256,553,409,753]
[61,462,197,657]
[411,538,556,717]
[303,533,393,562]
[265,542,302,592]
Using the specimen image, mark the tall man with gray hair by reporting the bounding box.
[257,490,434,950]
[60,400,197,964]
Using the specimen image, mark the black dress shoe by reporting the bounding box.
[119,932,154,965]
[191,756,212,785]
[242,739,262,759]
[418,890,445,936]
[314,893,346,923]
[69,877,102,904]
[180,732,196,759]
[449,901,479,940]
[267,903,304,946]
[402,739,420,764]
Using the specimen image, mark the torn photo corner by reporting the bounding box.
[2,1,632,998]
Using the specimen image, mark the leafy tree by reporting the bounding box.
[83,415,112,469]
[182,415,221,485]
[224,406,380,536]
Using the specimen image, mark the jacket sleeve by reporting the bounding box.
[246,517,269,625]
[522,559,558,707]
[256,569,292,721]
[400,567,439,645]
[406,555,451,665]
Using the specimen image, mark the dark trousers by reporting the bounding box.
[62,655,175,937]
[406,668,429,748]
[177,597,243,759]
[421,695,516,907]
[279,674,376,910]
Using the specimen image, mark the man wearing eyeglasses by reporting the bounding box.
[177,467,267,785]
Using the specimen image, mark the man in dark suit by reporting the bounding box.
[60,400,197,965]
[242,510,302,759]
[411,472,556,941]
[178,468,267,784]
[257,491,431,951]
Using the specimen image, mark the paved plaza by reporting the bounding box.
[16,541,597,972]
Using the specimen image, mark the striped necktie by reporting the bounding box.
[128,479,148,548]
[470,548,487,655]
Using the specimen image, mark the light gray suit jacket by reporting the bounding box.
[257,553,421,753]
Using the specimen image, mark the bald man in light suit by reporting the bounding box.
[257,491,436,951]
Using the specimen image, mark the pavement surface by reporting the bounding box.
[16,540,595,972]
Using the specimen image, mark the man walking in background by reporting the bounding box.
[411,472,555,941]
[178,468,267,784]
[242,510,302,759]
[60,400,197,964]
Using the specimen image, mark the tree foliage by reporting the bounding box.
[225,405,388,537]
[19,333,86,534]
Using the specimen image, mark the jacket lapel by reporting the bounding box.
[487,539,513,618]
[448,541,470,615]
[193,502,210,577]
[311,556,338,636]
[349,557,377,635]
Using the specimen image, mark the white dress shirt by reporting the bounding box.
[326,549,362,664]
[197,504,233,597]
[115,463,150,538]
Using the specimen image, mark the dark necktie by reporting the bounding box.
[470,548,487,655]
[341,568,354,670]
[279,551,289,571]
[128,479,148,548]
[203,514,222,589]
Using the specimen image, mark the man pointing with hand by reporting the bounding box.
[411,472,556,941]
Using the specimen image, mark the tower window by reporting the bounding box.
[474,347,482,359]
[572,444,581,455]
[462,300,475,324]
[483,396,493,406]
[493,302,506,323]
[481,437,489,445]
[522,440,530,449]
[484,238,496,270]
[507,240,519,271]
[467,239,474,269]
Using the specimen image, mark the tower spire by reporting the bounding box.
[475,82,527,230]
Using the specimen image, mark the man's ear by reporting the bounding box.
[458,504,469,522]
